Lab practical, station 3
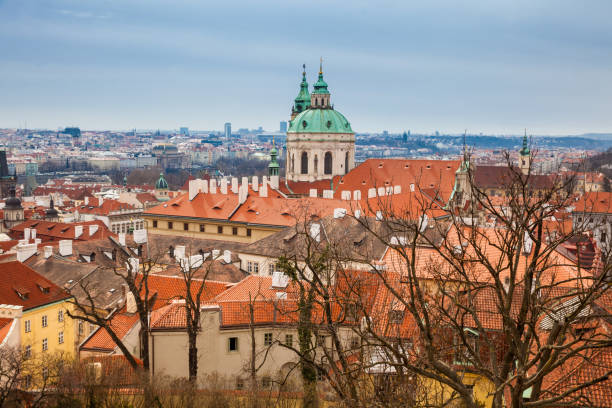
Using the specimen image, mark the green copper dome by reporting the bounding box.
[288,108,353,134]
[312,71,329,95]
[520,132,530,156]
[155,172,168,190]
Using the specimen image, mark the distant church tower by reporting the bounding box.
[519,130,531,175]
[291,64,311,120]
[4,187,24,230]
[286,61,355,182]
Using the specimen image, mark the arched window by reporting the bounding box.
[345,152,349,174]
[301,152,308,175]
[291,154,294,173]
[324,152,332,175]
[314,155,318,174]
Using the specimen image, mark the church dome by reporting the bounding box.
[4,188,21,210]
[155,173,169,190]
[288,108,353,134]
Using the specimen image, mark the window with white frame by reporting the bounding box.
[25,320,31,333]
[42,315,48,328]
[42,338,48,351]
[58,331,64,344]
[58,310,64,322]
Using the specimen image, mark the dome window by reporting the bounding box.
[326,120,332,129]
[302,120,308,128]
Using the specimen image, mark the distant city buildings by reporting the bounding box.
[224,122,231,139]
[279,121,287,133]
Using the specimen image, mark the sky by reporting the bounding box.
[0,0,611,135]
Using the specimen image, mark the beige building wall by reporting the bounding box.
[286,133,355,182]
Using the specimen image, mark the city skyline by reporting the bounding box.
[1,0,611,134]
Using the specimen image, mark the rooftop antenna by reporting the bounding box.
[319,57,323,74]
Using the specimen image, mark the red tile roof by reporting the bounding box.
[0,318,15,345]
[573,192,612,214]
[10,219,114,242]
[0,261,71,310]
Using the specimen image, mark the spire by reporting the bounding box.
[292,64,311,118]
[268,141,279,177]
[520,128,530,156]
[313,57,329,95]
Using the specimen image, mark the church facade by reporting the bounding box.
[285,63,355,182]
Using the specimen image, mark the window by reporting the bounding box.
[25,320,31,333]
[152,220,158,228]
[183,222,189,231]
[228,337,238,351]
[269,263,275,275]
[602,231,607,243]
[247,261,259,274]
[58,331,64,344]
[388,310,404,324]
[236,378,245,390]
[24,345,31,359]
[24,375,31,389]
[232,227,238,235]
[350,337,360,349]
[167,221,173,229]
[324,152,333,175]
[58,310,64,322]
[317,335,326,347]
[246,228,252,237]
[261,376,272,388]
[42,338,48,351]
[264,333,273,346]
[42,368,49,381]
[42,315,48,328]
[78,321,84,335]
[217,225,223,234]
[199,224,205,232]
[301,152,308,174]
[284,334,293,348]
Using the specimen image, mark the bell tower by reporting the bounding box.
[519,130,531,175]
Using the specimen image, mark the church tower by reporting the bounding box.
[291,64,311,120]
[286,61,355,183]
[519,130,531,175]
[3,187,24,229]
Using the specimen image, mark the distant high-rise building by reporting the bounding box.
[180,127,189,136]
[224,123,231,139]
[280,121,288,133]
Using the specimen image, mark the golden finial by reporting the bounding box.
[272,134,275,147]
[319,57,323,75]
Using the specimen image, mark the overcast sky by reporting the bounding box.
[0,0,610,134]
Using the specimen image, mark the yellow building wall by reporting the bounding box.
[21,299,77,359]
[419,372,495,407]
[142,216,283,244]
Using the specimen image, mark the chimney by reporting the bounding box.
[368,188,376,199]
[353,190,362,200]
[84,196,89,205]
[260,177,268,198]
[174,245,185,259]
[409,183,415,192]
[241,177,248,191]
[118,233,126,246]
[341,191,351,200]
[220,178,228,194]
[24,228,30,241]
[59,240,72,256]
[74,225,83,239]
[31,229,36,240]
[271,272,289,289]
[376,211,383,221]
[223,250,231,264]
[309,189,317,198]
[322,190,333,199]
[239,184,247,204]
[125,291,137,314]
[212,249,220,259]
[377,187,385,196]
[309,223,321,242]
[126,257,139,272]
[188,179,200,200]
[16,243,38,262]
[99,196,104,205]
[252,176,259,192]
[133,229,147,244]
[89,224,99,236]
[354,209,361,219]
[231,177,238,194]
[44,246,53,259]
[210,179,217,194]
[333,208,347,219]
[393,185,402,194]
[270,175,279,190]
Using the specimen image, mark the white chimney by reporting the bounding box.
[16,243,38,262]
[59,240,72,256]
[210,179,217,194]
[44,246,53,259]
[271,272,289,289]
[385,186,393,195]
[241,177,248,192]
[377,187,385,196]
[354,209,361,219]
[126,257,139,272]
[322,190,333,199]
[174,245,185,259]
[393,185,402,194]
[523,231,533,255]
[260,177,268,198]
[220,178,228,194]
[134,229,147,244]
[89,224,99,236]
[23,228,30,241]
[309,189,317,198]
[270,175,279,190]
[99,196,104,205]
[199,178,208,194]
[252,176,259,192]
[333,208,347,219]
[212,249,220,259]
[84,196,89,205]
[188,179,199,200]
[353,190,362,200]
[74,225,83,239]
[368,188,376,199]
[309,223,321,242]
[118,233,126,246]
[410,183,415,192]
[31,229,36,240]
[126,291,137,314]
[231,177,239,194]
[239,185,247,204]
[341,191,351,200]
[223,250,231,264]
[376,211,383,221]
